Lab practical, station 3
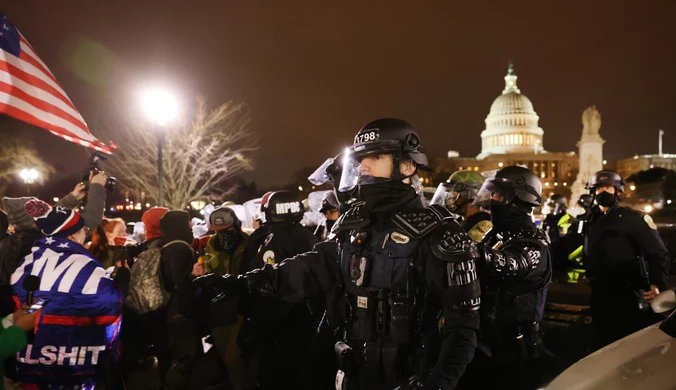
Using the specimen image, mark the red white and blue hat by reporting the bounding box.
[24,199,85,238]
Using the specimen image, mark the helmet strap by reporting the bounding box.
[392,156,418,182]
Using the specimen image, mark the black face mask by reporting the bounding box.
[490,203,533,229]
[595,191,617,208]
[215,229,238,253]
[358,180,420,215]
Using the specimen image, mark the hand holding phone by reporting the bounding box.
[14,304,42,332]
[25,298,50,314]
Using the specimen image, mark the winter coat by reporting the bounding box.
[10,237,124,388]
[159,211,196,318]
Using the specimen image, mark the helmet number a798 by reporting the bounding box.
[356,130,379,144]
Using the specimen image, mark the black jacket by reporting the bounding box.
[251,206,480,390]
[584,204,671,292]
[159,210,196,316]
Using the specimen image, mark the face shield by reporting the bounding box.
[308,190,332,213]
[430,183,459,210]
[472,177,517,208]
[308,158,335,186]
[339,141,406,192]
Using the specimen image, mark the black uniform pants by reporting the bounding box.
[590,289,663,349]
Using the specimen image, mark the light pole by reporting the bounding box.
[19,168,39,195]
[142,88,178,207]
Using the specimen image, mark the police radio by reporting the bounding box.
[349,255,370,287]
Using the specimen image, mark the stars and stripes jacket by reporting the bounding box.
[10,236,123,388]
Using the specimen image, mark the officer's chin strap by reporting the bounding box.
[391,157,420,187]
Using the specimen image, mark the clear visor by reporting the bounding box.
[301,211,325,227]
[339,151,361,192]
[430,183,457,208]
[472,178,516,207]
[308,190,332,213]
[308,158,335,186]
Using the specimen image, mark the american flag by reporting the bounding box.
[0,13,114,154]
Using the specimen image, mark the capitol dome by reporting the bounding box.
[477,63,544,159]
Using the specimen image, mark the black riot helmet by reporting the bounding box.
[473,166,543,207]
[587,170,626,193]
[339,118,429,192]
[546,194,568,215]
[263,190,304,224]
[577,194,593,209]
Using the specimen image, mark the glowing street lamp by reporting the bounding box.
[141,88,179,207]
[19,168,38,184]
[19,168,39,195]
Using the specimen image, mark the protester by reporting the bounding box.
[195,206,249,389]
[159,210,199,389]
[10,199,127,389]
[121,207,169,382]
[89,218,128,270]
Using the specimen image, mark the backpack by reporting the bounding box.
[125,240,192,314]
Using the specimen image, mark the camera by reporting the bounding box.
[83,151,117,191]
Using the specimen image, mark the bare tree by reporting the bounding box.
[98,97,256,209]
[0,139,55,196]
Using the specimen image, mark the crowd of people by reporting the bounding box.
[0,117,672,390]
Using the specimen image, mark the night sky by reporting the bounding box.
[3,1,676,186]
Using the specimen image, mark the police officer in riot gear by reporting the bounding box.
[431,170,491,243]
[576,194,593,220]
[240,190,320,389]
[542,194,575,271]
[583,170,671,348]
[316,191,340,241]
[559,194,595,267]
[457,165,552,390]
[543,194,574,239]
[203,118,482,390]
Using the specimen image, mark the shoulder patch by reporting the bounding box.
[644,214,657,230]
[263,250,276,265]
[392,208,441,238]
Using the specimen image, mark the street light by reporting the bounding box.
[142,88,178,207]
[19,168,39,195]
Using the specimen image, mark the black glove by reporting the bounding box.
[244,265,274,296]
[193,273,246,302]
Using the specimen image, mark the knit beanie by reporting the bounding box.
[2,197,38,231]
[142,207,169,241]
[24,199,85,238]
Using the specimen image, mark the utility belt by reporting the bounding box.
[348,290,411,344]
[335,329,439,388]
[337,287,436,387]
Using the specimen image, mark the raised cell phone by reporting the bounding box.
[25,298,50,314]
